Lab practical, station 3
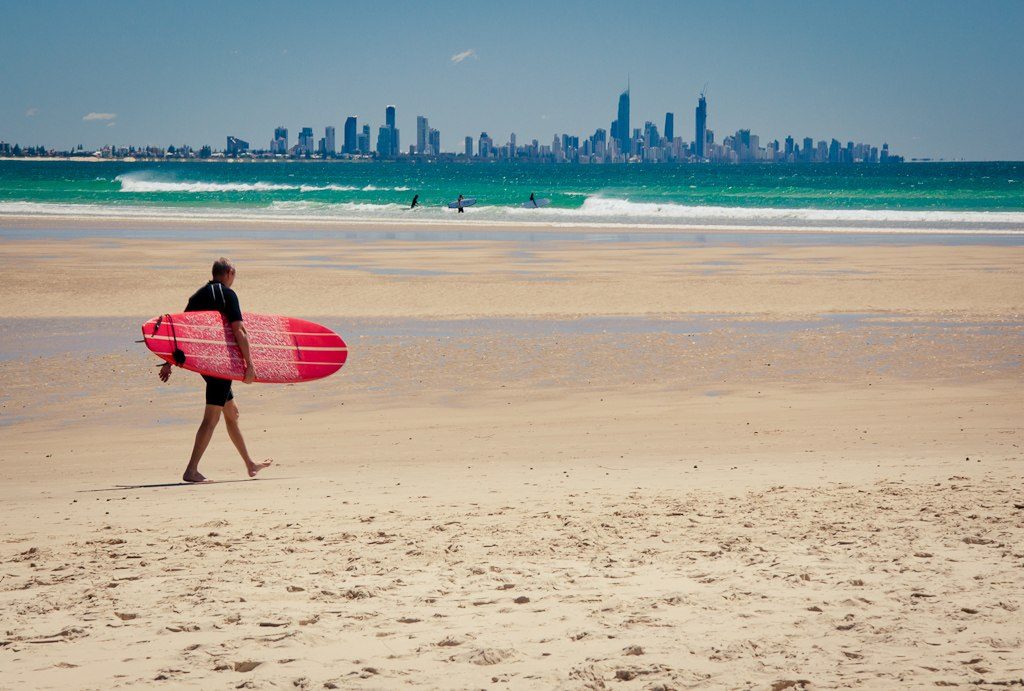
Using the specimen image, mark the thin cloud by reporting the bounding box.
[450,49,476,64]
[25,107,39,117]
[83,112,117,121]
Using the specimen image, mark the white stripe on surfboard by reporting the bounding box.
[166,352,343,366]
[149,322,335,338]
[147,334,346,351]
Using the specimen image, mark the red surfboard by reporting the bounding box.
[142,311,347,383]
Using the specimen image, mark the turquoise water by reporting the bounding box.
[1,161,1022,231]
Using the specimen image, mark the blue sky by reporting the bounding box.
[2,0,1022,159]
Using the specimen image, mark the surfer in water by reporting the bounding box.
[158,257,272,483]
[529,193,538,208]
[410,194,419,209]
[457,194,465,213]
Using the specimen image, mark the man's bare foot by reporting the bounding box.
[183,470,208,483]
[246,459,273,478]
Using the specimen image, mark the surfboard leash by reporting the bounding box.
[164,314,187,366]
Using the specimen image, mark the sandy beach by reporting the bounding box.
[1,223,1022,688]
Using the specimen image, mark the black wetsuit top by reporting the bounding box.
[184,280,243,405]
[185,281,243,323]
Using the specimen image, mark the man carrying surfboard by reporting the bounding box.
[158,258,272,483]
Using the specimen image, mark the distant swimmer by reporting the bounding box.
[410,194,419,209]
[447,196,477,211]
[520,194,550,209]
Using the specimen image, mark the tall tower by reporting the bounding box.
[694,89,707,159]
[664,112,674,142]
[272,126,288,154]
[384,105,399,156]
[416,116,429,154]
[343,117,357,154]
[616,84,630,158]
[324,126,335,156]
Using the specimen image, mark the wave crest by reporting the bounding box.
[115,173,410,194]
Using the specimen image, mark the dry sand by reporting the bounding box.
[1,227,1022,689]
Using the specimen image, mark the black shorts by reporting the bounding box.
[202,375,234,407]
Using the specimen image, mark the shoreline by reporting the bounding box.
[2,212,1023,238]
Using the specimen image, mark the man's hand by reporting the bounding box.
[158,362,173,382]
[243,363,256,384]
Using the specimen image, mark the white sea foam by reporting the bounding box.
[544,196,1024,225]
[298,184,359,192]
[2,198,1022,234]
[116,173,295,193]
[115,174,415,194]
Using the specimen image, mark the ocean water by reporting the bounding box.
[0,160,1022,233]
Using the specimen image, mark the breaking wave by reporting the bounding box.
[115,173,409,194]
[115,174,294,193]
[555,196,1024,225]
[2,195,1022,233]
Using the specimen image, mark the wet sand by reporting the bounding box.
[1,228,1022,688]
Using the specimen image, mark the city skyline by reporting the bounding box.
[0,86,902,165]
[1,1,1022,160]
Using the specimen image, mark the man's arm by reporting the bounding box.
[230,320,256,384]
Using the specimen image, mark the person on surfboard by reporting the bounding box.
[158,257,272,483]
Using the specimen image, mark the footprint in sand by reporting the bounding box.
[456,648,518,665]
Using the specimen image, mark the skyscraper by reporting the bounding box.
[271,126,288,155]
[383,105,399,157]
[416,116,429,154]
[376,126,392,158]
[664,112,674,142]
[828,138,841,163]
[324,126,335,156]
[429,128,440,156]
[298,127,314,156]
[343,117,357,154]
[358,125,371,154]
[694,92,707,159]
[478,132,493,158]
[465,136,473,157]
[616,87,630,157]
